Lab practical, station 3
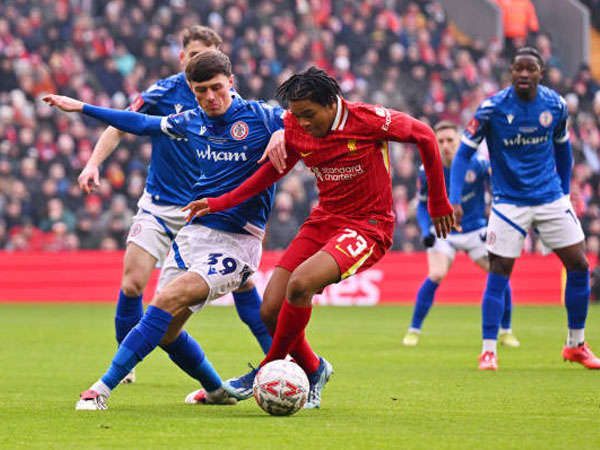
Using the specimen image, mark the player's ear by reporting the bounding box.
[179,50,185,68]
[228,74,235,88]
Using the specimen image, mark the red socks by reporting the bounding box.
[261,301,319,373]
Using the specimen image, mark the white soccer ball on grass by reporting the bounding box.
[253,359,309,416]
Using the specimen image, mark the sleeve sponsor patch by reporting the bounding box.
[466,117,479,136]
[129,94,145,112]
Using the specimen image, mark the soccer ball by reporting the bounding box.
[253,359,309,416]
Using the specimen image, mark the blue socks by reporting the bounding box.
[160,330,222,392]
[410,278,439,330]
[500,282,513,330]
[565,270,589,329]
[233,288,272,353]
[115,290,144,344]
[101,305,172,389]
[482,273,509,340]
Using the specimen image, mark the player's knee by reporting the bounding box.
[566,257,589,272]
[152,291,181,316]
[121,277,145,297]
[427,271,445,284]
[286,275,314,305]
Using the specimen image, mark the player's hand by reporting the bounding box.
[451,203,464,232]
[258,129,287,173]
[182,198,210,223]
[432,213,455,238]
[42,94,84,112]
[78,164,100,194]
[422,235,436,248]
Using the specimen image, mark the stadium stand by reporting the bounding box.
[0,0,599,254]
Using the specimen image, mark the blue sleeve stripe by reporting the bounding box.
[461,135,480,149]
[491,207,527,237]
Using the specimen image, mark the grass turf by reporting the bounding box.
[1,303,599,449]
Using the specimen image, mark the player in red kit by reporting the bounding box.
[183,67,454,408]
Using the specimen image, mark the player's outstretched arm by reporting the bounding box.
[258,129,287,173]
[78,127,125,194]
[183,153,300,221]
[43,94,163,137]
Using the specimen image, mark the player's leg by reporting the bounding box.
[76,272,211,410]
[404,247,452,346]
[554,242,600,368]
[115,206,177,384]
[535,195,600,369]
[473,253,519,348]
[232,278,272,353]
[478,204,531,369]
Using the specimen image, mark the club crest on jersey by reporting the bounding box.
[231,121,249,140]
[539,111,553,127]
[128,223,142,238]
[487,231,496,245]
[465,170,476,183]
[467,117,479,135]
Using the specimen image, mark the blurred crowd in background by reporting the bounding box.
[1,0,600,255]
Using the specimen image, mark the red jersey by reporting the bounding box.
[208,97,451,221]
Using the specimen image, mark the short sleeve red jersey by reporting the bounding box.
[284,97,450,222]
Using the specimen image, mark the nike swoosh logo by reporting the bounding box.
[335,244,350,257]
[300,151,313,157]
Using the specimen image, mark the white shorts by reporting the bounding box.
[126,191,187,264]
[157,224,262,312]
[486,196,585,258]
[428,227,488,262]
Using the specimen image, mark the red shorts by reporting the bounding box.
[277,208,394,280]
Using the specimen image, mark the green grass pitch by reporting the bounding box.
[1,303,599,449]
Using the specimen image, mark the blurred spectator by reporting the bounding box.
[493,0,539,58]
[266,192,299,250]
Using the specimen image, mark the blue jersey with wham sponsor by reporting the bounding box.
[162,95,284,238]
[129,72,199,206]
[460,85,569,206]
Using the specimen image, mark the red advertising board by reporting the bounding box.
[0,251,582,305]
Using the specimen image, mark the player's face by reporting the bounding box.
[435,128,459,168]
[180,40,217,69]
[510,55,542,99]
[288,99,337,138]
[188,74,234,117]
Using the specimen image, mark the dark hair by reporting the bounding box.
[276,66,341,107]
[433,121,458,133]
[513,46,544,69]
[185,50,232,83]
[181,25,222,49]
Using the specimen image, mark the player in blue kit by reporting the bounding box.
[77,26,272,389]
[450,47,600,370]
[402,121,519,347]
[44,51,285,409]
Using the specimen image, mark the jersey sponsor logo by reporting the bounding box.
[196,144,248,162]
[506,114,514,124]
[539,110,553,127]
[502,133,550,147]
[174,103,183,114]
[311,164,364,182]
[130,94,145,112]
[230,121,249,140]
[466,117,479,136]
